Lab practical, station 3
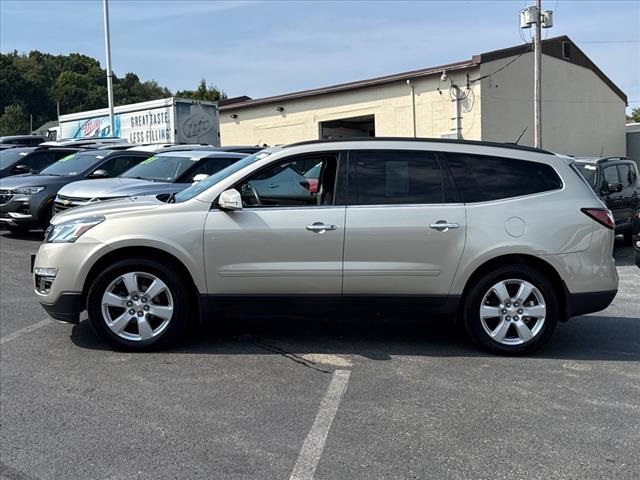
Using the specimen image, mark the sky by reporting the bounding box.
[1,0,639,113]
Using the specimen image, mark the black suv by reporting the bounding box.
[0,146,85,179]
[574,157,640,244]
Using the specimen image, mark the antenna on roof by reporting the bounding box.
[600,145,604,156]
[514,126,528,145]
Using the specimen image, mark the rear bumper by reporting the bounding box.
[39,292,82,324]
[566,290,617,318]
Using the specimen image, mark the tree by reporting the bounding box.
[631,107,640,123]
[0,51,190,129]
[0,104,30,135]
[175,78,226,101]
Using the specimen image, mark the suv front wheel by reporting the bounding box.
[87,258,190,350]
[463,265,558,354]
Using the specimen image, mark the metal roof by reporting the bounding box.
[220,36,626,112]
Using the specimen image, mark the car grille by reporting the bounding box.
[0,189,13,205]
[54,195,90,214]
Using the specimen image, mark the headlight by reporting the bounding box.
[45,216,105,243]
[14,186,45,195]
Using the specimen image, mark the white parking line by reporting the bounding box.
[0,319,51,345]
[289,369,351,480]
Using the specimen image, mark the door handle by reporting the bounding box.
[306,222,337,234]
[429,220,460,232]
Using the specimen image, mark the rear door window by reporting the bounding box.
[445,153,563,203]
[349,150,444,205]
[603,165,619,185]
[617,164,633,188]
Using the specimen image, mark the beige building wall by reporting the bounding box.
[479,53,627,156]
[220,68,483,146]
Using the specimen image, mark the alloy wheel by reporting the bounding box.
[479,278,546,346]
[101,272,174,342]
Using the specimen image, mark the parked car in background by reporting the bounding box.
[573,157,640,244]
[0,135,47,147]
[0,149,153,233]
[54,150,247,213]
[33,139,618,354]
[632,210,640,268]
[0,146,83,179]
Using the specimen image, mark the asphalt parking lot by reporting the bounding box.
[1,229,638,480]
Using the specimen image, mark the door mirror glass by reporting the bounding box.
[192,173,209,184]
[218,189,243,211]
[11,164,31,174]
[89,169,110,179]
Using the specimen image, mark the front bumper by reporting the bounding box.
[33,237,106,319]
[40,292,82,324]
[0,193,48,227]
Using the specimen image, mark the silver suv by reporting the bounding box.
[32,139,618,354]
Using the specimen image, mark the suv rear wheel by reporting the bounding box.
[87,258,190,350]
[463,265,558,354]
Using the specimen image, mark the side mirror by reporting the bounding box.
[192,173,209,184]
[89,169,110,179]
[11,164,32,174]
[606,182,623,194]
[218,189,243,211]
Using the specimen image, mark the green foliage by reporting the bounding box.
[175,78,226,102]
[631,107,640,123]
[0,104,30,135]
[0,50,179,133]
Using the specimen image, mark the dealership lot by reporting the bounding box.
[1,230,638,480]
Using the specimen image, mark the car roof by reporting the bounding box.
[0,135,47,142]
[573,156,632,165]
[155,150,247,160]
[284,137,552,154]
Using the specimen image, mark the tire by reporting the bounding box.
[462,265,558,355]
[623,231,632,246]
[87,257,191,351]
[39,203,53,230]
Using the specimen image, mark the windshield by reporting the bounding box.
[40,151,103,176]
[174,151,272,203]
[122,155,198,182]
[574,163,598,188]
[0,148,35,169]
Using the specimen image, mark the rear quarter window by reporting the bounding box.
[445,153,563,203]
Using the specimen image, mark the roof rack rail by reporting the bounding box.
[283,137,552,154]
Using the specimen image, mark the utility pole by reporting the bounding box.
[103,0,115,137]
[533,0,542,148]
[520,2,553,149]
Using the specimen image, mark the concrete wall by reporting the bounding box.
[480,53,627,156]
[220,69,483,146]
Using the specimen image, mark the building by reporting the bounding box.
[626,122,640,166]
[220,36,627,157]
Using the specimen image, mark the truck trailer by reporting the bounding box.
[55,97,220,146]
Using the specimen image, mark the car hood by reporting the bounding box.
[0,174,72,189]
[51,194,165,225]
[58,177,189,199]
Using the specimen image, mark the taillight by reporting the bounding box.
[581,208,615,230]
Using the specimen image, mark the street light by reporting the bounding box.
[103,0,115,137]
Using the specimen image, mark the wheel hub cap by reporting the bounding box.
[479,279,547,346]
[101,272,174,342]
